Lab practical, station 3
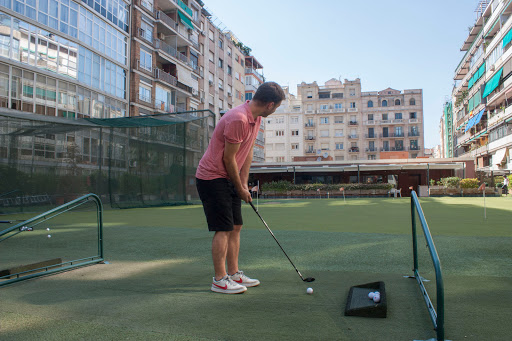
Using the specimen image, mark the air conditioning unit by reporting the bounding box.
[159,33,165,40]
[200,97,205,103]
[227,92,232,97]
[201,30,206,36]
[209,80,213,86]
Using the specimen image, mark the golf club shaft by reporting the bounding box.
[249,202,304,280]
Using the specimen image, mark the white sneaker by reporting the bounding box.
[229,271,260,287]
[211,276,247,294]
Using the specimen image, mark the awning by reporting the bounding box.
[504,27,512,48]
[483,67,503,98]
[177,11,194,31]
[493,148,508,164]
[465,108,485,132]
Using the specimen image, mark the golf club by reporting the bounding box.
[249,201,315,282]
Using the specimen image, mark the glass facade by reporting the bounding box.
[80,0,128,32]
[0,61,126,118]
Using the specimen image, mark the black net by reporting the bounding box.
[0,109,214,211]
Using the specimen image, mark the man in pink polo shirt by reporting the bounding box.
[196,82,285,294]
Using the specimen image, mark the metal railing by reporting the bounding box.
[0,194,104,287]
[156,10,177,30]
[137,27,153,45]
[154,68,178,86]
[410,191,445,341]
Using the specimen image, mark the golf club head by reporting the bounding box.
[303,277,315,282]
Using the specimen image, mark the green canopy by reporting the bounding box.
[483,67,503,98]
[503,27,512,48]
[177,11,194,31]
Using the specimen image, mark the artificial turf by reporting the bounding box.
[1,197,511,340]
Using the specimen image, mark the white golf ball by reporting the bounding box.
[368,292,375,299]
[46,228,51,231]
[373,293,381,303]
[306,287,313,295]
[47,234,51,238]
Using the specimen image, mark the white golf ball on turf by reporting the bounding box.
[47,234,51,238]
[307,287,313,295]
[368,292,375,299]
[373,293,381,303]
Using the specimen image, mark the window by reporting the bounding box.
[291,116,298,124]
[227,65,232,75]
[208,30,214,41]
[395,99,401,105]
[333,93,343,98]
[368,155,376,160]
[319,92,330,99]
[350,115,356,123]
[208,51,214,62]
[336,143,344,150]
[320,117,329,124]
[334,103,343,110]
[307,91,312,98]
[367,100,373,107]
[218,39,223,49]
[140,20,153,43]
[320,130,329,137]
[321,143,329,150]
[275,130,284,136]
[410,98,416,105]
[276,156,285,162]
[140,48,152,71]
[291,130,299,136]
[291,143,299,150]
[410,139,418,150]
[350,102,356,108]
[208,72,214,84]
[335,129,343,137]
[382,113,388,120]
[349,88,355,96]
[320,104,328,110]
[335,116,343,123]
[218,78,223,89]
[218,58,223,68]
[395,126,403,136]
[410,112,417,119]
[275,116,284,124]
[368,114,374,121]
[138,85,151,103]
[382,100,388,107]
[227,47,232,56]
[218,99,223,109]
[395,113,402,119]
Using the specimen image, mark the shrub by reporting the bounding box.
[460,178,480,189]
[262,181,392,192]
[439,177,461,188]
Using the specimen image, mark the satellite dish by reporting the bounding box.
[316,157,322,161]
[316,149,321,155]
[323,152,328,158]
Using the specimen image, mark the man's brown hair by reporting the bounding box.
[253,82,286,104]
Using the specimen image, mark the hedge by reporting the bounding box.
[460,178,480,189]
[262,180,393,192]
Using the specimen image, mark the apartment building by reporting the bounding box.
[0,0,129,118]
[264,79,424,162]
[451,0,512,173]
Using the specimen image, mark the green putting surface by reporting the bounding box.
[1,197,512,340]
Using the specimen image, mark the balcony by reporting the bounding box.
[391,146,405,151]
[380,147,390,152]
[408,131,420,137]
[366,147,378,152]
[409,145,421,151]
[332,107,345,113]
[174,0,193,16]
[381,120,391,124]
[305,150,316,154]
[365,134,377,139]
[349,121,358,125]
[155,10,177,32]
[348,134,358,139]
[392,119,404,124]
[349,147,359,153]
[154,39,192,68]
[319,108,332,113]
[245,68,264,81]
[154,67,178,86]
[390,132,404,138]
[305,110,316,114]
[364,120,376,125]
[348,108,358,112]
[409,118,419,124]
[305,123,315,127]
[305,136,316,140]
[380,133,389,138]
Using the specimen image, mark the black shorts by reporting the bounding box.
[196,178,243,231]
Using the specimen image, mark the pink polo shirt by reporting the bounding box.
[196,101,261,180]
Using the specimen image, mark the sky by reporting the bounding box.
[202,0,482,148]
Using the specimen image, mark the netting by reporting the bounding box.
[0,109,214,211]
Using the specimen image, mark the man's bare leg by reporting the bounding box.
[227,224,242,275]
[212,231,229,280]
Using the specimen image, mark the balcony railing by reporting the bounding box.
[156,10,177,31]
[393,119,404,123]
[305,136,316,140]
[391,132,405,137]
[364,120,376,125]
[305,123,315,127]
[348,134,358,139]
[366,147,378,152]
[365,134,377,138]
[154,67,177,86]
[380,133,389,138]
[391,146,405,151]
[348,108,358,112]
[409,145,421,151]
[245,68,264,81]
[155,38,178,58]
[305,150,316,154]
[409,118,419,124]
[332,107,345,113]
[349,147,359,153]
[381,147,390,152]
[349,121,358,125]
[408,131,420,137]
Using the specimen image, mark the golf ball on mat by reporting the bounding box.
[46,228,51,231]
[47,234,51,238]
[307,287,313,295]
[373,293,381,303]
[368,292,375,299]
